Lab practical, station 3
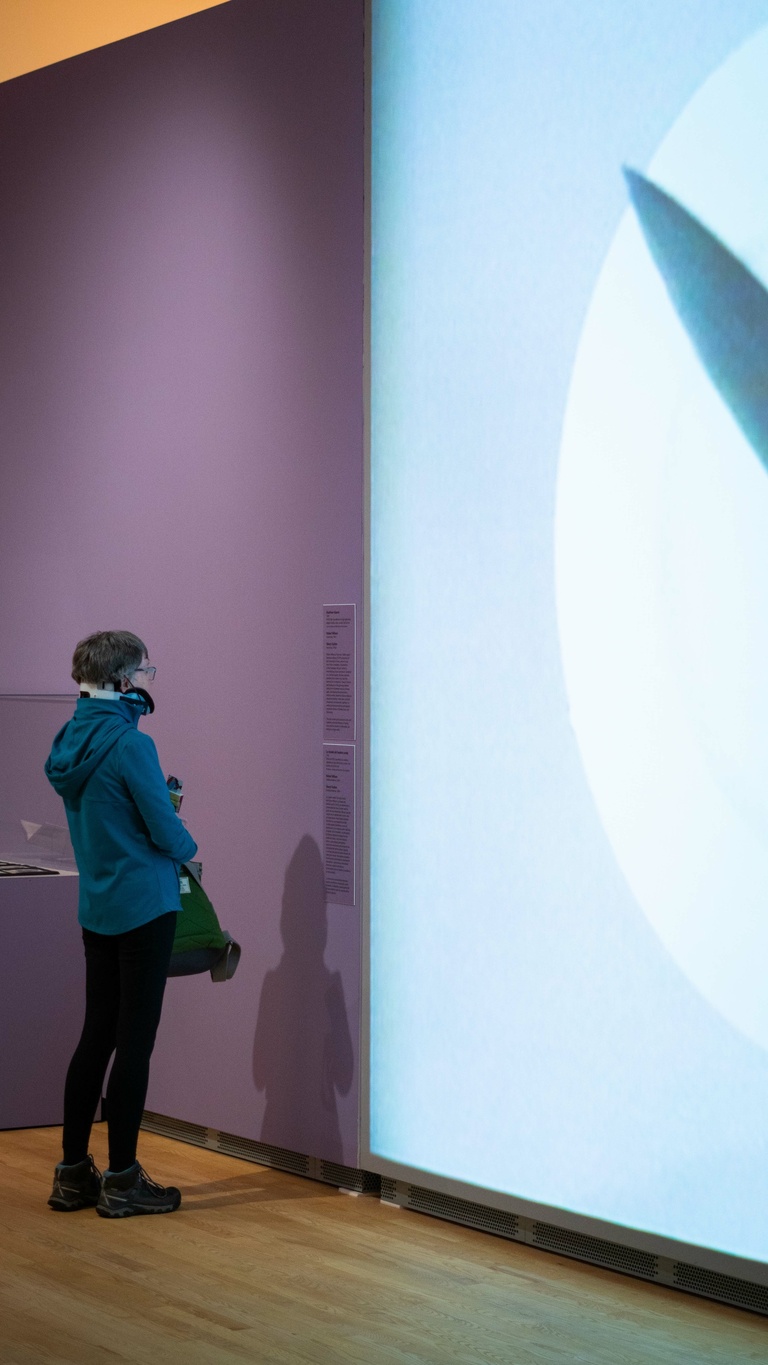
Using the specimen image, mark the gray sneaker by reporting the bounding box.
[96,1163,181,1218]
[48,1155,102,1211]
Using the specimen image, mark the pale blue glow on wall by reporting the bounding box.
[370,0,768,1264]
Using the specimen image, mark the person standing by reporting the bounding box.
[44,630,197,1218]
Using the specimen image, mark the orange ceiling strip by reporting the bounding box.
[0,0,230,84]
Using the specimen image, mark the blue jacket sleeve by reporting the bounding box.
[119,731,198,864]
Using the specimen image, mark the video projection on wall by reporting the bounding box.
[368,0,768,1271]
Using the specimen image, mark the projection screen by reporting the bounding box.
[366,0,768,1285]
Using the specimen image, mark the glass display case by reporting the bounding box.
[0,695,78,875]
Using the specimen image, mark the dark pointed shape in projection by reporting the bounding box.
[624,167,768,473]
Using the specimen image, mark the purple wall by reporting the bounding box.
[0,0,364,1162]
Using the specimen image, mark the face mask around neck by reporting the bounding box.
[120,687,155,715]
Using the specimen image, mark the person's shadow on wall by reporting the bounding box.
[253,835,353,1162]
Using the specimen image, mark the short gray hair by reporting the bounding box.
[71,630,148,686]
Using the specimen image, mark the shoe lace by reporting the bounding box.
[136,1165,168,1196]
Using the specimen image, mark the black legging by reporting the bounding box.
[62,912,177,1172]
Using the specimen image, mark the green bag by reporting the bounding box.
[169,862,241,982]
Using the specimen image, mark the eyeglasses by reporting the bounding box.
[132,665,157,682]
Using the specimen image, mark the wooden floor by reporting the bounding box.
[0,1127,766,1364]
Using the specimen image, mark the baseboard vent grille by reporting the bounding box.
[673,1261,768,1314]
[141,1111,211,1148]
[532,1221,658,1278]
[408,1184,520,1239]
[320,1160,381,1194]
[215,1131,311,1177]
[141,1112,372,1190]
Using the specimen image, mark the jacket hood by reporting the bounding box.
[45,696,142,800]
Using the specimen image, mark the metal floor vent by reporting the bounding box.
[408,1184,520,1240]
[380,1177,398,1204]
[532,1221,658,1279]
[320,1160,381,1194]
[673,1261,768,1315]
[216,1131,311,1177]
[141,1112,376,1191]
[142,1111,210,1148]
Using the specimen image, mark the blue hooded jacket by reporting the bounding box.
[45,696,198,935]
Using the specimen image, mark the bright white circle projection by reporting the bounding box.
[556,25,768,1052]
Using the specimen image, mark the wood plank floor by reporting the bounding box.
[0,1127,766,1364]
